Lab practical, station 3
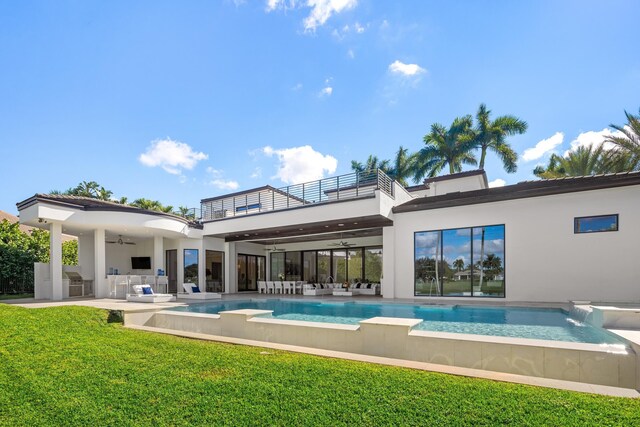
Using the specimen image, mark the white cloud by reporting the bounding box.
[380,19,389,30]
[210,179,239,190]
[564,128,626,156]
[267,0,358,32]
[206,167,239,190]
[488,179,506,188]
[303,0,358,32]
[291,83,303,91]
[262,145,338,184]
[139,138,208,174]
[250,167,263,178]
[347,49,355,59]
[319,77,333,97]
[388,60,426,77]
[354,21,365,33]
[521,132,564,162]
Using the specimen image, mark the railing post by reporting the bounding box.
[319,180,322,203]
[302,183,305,204]
[232,197,235,216]
[258,191,261,212]
[245,194,248,215]
[272,189,275,211]
[337,176,340,200]
[287,186,290,208]
[356,171,359,197]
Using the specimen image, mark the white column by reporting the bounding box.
[225,242,236,294]
[94,229,106,298]
[153,235,164,275]
[382,226,395,299]
[199,242,206,291]
[49,223,63,300]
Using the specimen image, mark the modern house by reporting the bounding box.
[16,169,640,303]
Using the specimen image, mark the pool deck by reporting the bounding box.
[4,295,640,397]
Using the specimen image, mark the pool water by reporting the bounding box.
[169,299,626,345]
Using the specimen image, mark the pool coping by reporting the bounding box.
[125,323,640,398]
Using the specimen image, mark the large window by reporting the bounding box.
[415,225,505,298]
[238,254,265,291]
[184,249,199,284]
[271,247,383,284]
[575,214,618,233]
[205,250,224,293]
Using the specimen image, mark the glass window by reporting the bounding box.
[238,254,265,291]
[364,247,382,283]
[270,252,285,281]
[472,225,505,297]
[575,214,618,233]
[347,248,363,282]
[285,251,302,281]
[205,250,224,293]
[183,249,199,284]
[414,231,441,296]
[303,251,317,283]
[442,228,472,296]
[332,250,347,283]
[317,250,331,283]
[415,225,505,298]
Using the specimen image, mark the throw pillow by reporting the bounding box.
[142,286,153,295]
[192,286,201,293]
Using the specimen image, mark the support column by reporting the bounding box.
[94,229,106,298]
[153,236,164,275]
[382,226,395,299]
[49,223,63,301]
[225,242,237,294]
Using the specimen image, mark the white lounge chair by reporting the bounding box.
[177,282,222,300]
[258,281,267,294]
[126,284,175,303]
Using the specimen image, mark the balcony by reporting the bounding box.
[200,169,394,222]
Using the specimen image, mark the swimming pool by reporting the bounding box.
[169,299,625,345]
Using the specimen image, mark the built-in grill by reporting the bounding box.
[65,272,93,297]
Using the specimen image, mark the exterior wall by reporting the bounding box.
[391,185,640,303]
[426,174,486,197]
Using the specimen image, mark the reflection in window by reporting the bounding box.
[575,214,618,233]
[317,251,331,283]
[270,252,285,281]
[364,247,383,283]
[348,249,363,282]
[184,249,199,284]
[205,250,224,293]
[415,225,505,298]
[303,252,316,282]
[285,251,302,281]
[332,250,347,283]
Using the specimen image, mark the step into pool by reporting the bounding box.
[169,299,626,345]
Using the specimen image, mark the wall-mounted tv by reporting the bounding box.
[131,257,151,269]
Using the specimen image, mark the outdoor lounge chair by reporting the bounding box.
[176,282,222,300]
[126,284,175,303]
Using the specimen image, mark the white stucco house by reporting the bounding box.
[16,169,640,303]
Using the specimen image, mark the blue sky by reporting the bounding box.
[1,0,639,214]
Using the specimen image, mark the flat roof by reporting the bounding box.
[16,194,200,228]
[393,171,640,213]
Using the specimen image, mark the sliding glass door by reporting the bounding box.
[237,253,266,292]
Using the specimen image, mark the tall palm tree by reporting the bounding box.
[350,155,391,174]
[532,144,625,178]
[605,108,640,165]
[471,103,527,172]
[96,187,113,201]
[453,258,465,272]
[413,115,477,180]
[388,146,416,186]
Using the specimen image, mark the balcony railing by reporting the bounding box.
[200,169,395,222]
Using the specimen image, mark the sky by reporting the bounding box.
[1,0,639,214]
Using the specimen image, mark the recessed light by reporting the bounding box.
[299,228,303,231]
[324,225,329,228]
[244,233,250,236]
[338,223,344,226]
[354,222,358,225]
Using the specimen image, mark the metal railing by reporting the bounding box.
[0,274,34,295]
[200,169,394,221]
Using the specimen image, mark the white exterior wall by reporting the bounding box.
[426,174,486,197]
[391,185,640,303]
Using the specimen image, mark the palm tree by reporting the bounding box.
[351,155,391,175]
[413,115,477,180]
[471,103,527,172]
[388,146,416,186]
[118,196,128,205]
[605,108,640,165]
[453,258,465,271]
[96,187,113,201]
[532,144,627,178]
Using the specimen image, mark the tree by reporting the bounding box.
[413,115,477,180]
[532,144,631,178]
[453,258,465,271]
[470,103,527,172]
[131,198,174,214]
[351,155,391,174]
[388,146,416,186]
[605,108,640,166]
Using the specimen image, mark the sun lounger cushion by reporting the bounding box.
[191,286,201,293]
[142,285,153,295]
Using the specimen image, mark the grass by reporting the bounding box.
[0,293,33,300]
[0,305,639,426]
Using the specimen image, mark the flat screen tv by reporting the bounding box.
[131,257,151,270]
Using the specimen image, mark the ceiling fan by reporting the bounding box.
[328,233,355,248]
[264,241,285,252]
[106,235,136,245]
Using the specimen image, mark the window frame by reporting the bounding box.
[574,214,619,234]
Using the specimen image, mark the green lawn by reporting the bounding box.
[0,305,638,426]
